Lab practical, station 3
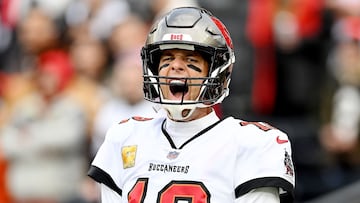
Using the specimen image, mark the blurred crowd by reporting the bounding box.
[0,0,359,203]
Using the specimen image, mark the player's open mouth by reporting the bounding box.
[169,80,189,99]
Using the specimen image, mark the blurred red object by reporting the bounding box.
[0,150,12,203]
[343,17,360,40]
[37,50,74,92]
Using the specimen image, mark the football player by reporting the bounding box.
[88,7,295,202]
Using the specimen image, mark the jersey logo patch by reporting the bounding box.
[284,149,294,177]
[167,151,180,160]
[276,135,289,144]
[122,145,137,169]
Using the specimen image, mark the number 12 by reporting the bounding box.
[128,178,211,203]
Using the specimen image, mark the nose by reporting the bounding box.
[170,57,186,72]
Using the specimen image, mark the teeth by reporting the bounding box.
[170,80,185,84]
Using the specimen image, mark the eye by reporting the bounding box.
[160,56,173,63]
[187,57,199,63]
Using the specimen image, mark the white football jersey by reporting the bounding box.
[89,111,295,203]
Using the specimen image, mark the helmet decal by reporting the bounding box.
[162,33,193,41]
[211,17,234,49]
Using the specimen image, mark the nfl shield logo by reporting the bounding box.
[167,151,180,160]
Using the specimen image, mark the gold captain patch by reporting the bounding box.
[121,145,137,169]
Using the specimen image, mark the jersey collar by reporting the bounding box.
[161,110,224,149]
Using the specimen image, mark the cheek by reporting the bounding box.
[158,66,167,76]
[189,84,202,98]
[158,78,168,96]
[158,68,168,91]
[189,72,207,97]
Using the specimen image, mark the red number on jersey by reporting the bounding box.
[128,179,210,203]
[239,121,276,131]
[157,181,210,203]
[128,178,148,203]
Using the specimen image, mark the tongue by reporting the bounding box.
[170,83,188,99]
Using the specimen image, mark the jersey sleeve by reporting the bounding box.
[234,122,295,202]
[88,123,126,197]
[236,187,280,203]
[100,183,122,203]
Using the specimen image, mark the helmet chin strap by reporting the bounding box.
[157,84,225,121]
[161,103,198,121]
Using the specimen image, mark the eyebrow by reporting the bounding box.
[159,51,204,73]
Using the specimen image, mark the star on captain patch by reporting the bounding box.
[121,145,137,169]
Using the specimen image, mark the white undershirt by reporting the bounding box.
[164,110,220,148]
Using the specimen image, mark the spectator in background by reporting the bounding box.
[317,15,360,197]
[107,14,149,59]
[17,5,68,71]
[245,0,334,201]
[91,53,156,156]
[0,50,88,203]
[321,16,360,153]
[0,151,12,203]
[0,4,62,122]
[0,4,70,119]
[0,74,34,203]
[149,0,199,21]
[326,0,360,18]
[0,73,34,129]
[64,0,132,154]
[246,0,328,116]
[65,0,130,42]
[0,0,19,73]
[0,73,13,203]
[290,1,360,201]
[66,35,110,151]
[0,73,6,128]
